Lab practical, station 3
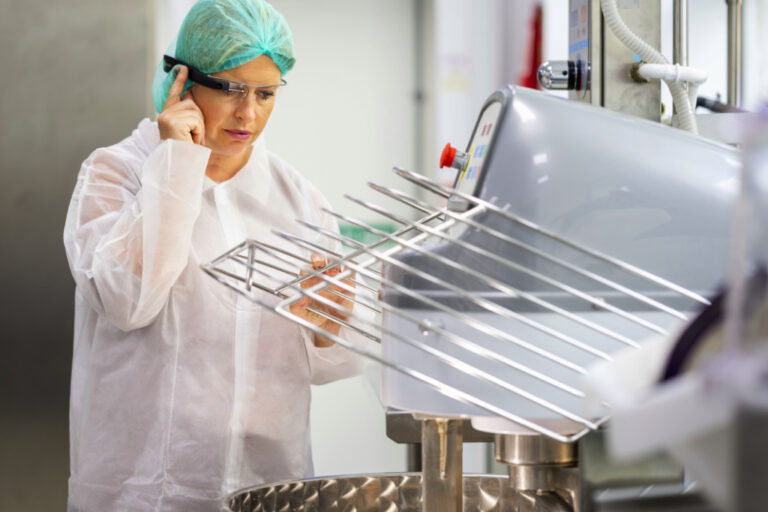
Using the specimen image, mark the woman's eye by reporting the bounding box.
[258,90,275,101]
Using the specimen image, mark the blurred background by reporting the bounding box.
[1,0,767,509]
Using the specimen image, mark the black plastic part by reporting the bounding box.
[696,96,748,114]
[162,55,230,91]
[660,266,767,382]
[567,60,578,90]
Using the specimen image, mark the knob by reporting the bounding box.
[440,143,469,171]
[537,60,578,90]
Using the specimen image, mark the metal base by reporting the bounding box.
[495,434,580,512]
[228,474,514,512]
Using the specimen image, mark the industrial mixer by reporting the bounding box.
[204,83,739,511]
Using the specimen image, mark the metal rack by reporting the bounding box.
[202,166,709,444]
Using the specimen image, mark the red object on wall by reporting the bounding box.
[518,4,543,89]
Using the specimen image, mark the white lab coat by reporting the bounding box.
[63,119,366,511]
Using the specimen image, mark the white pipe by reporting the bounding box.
[635,63,708,85]
[636,64,706,116]
[600,0,698,134]
[688,83,699,116]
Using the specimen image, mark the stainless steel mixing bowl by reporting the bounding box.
[226,473,524,512]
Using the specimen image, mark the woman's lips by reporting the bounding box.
[225,129,251,141]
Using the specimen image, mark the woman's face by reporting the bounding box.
[190,55,282,156]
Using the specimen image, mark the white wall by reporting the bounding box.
[265,0,416,477]
[425,0,535,187]
[267,1,420,225]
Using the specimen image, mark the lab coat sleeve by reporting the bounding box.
[63,138,211,331]
[300,184,371,385]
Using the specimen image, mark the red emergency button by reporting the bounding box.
[440,142,469,171]
[440,143,457,168]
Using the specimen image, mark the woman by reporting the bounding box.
[63,1,365,510]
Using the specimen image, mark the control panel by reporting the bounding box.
[453,101,503,196]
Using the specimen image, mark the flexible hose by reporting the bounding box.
[600,0,698,133]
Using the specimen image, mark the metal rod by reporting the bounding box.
[235,253,300,278]
[422,419,463,512]
[277,228,592,374]
[393,166,710,305]
[267,255,599,428]
[236,242,382,316]
[673,0,688,67]
[368,180,689,321]
[208,266,286,298]
[341,195,644,345]
[213,241,384,325]
[318,207,622,356]
[293,303,382,343]
[245,244,254,291]
[203,237,598,442]
[246,239,381,294]
[281,238,587,398]
[348,191,667,336]
[273,211,444,294]
[205,259,594,442]
[726,0,743,106]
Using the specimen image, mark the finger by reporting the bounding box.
[178,91,206,145]
[311,254,326,269]
[300,274,322,289]
[167,110,206,146]
[289,296,309,315]
[163,65,189,111]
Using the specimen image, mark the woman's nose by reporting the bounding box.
[234,95,260,121]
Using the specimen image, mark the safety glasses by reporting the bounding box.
[163,55,287,104]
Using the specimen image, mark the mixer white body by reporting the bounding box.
[380,86,740,435]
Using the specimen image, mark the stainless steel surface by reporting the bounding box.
[568,0,661,119]
[386,409,494,444]
[601,0,662,120]
[673,0,688,67]
[496,434,579,510]
[1,1,151,509]
[726,0,743,106]
[509,464,579,498]
[227,473,583,512]
[421,418,463,512]
[538,61,576,90]
[495,434,577,467]
[450,149,469,172]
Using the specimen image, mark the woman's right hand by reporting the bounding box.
[157,66,205,145]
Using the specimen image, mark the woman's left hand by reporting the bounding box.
[289,254,356,347]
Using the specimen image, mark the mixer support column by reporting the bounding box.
[421,418,463,512]
[496,434,580,512]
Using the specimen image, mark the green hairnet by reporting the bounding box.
[152,0,295,113]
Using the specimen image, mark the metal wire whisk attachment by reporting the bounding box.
[203,166,709,443]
